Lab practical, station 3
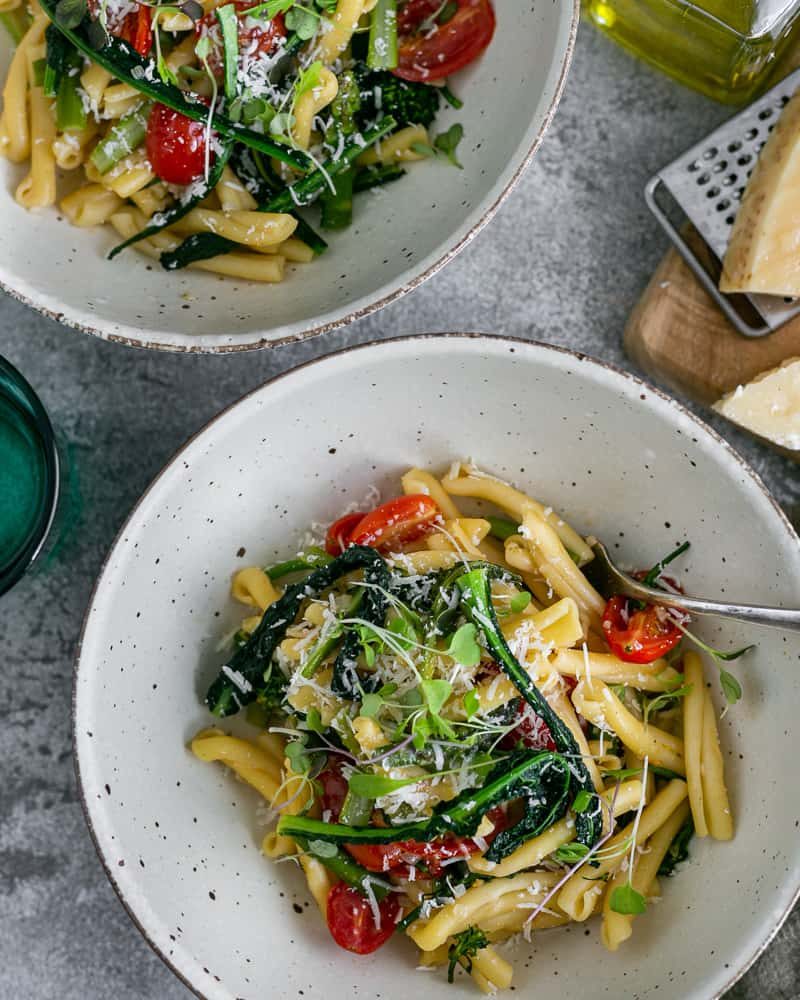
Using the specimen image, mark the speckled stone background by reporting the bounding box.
[2,21,799,1000]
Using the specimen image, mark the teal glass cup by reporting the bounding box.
[0,356,60,596]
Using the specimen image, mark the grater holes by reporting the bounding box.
[722,174,736,186]
[737,154,752,165]
[756,140,766,152]
[697,172,711,185]
[744,128,758,141]
[725,215,735,225]
[768,123,776,133]
[687,159,701,172]
[735,187,745,200]
[712,160,727,173]
[780,95,791,107]
[702,146,718,160]
[716,199,731,212]
[706,186,721,199]
[758,108,773,120]
[727,140,742,152]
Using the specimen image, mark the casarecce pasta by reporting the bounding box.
[0,0,496,282]
[191,461,738,992]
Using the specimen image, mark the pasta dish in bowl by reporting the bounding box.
[0,3,577,348]
[73,335,800,999]
[192,461,737,990]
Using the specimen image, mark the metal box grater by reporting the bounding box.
[645,67,800,338]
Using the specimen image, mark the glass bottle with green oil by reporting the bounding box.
[584,0,800,103]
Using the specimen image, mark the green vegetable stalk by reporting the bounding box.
[456,567,603,848]
[367,0,398,70]
[90,104,151,174]
[278,751,573,863]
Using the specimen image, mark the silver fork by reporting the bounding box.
[588,541,800,633]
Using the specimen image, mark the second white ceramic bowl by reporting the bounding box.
[74,335,800,1000]
[0,4,577,351]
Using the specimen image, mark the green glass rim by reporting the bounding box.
[0,355,60,597]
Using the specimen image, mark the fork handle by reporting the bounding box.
[651,594,800,632]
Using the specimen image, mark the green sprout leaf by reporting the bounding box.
[609,883,647,915]
[285,4,318,38]
[360,692,383,718]
[641,682,693,727]
[307,838,338,858]
[412,123,464,169]
[348,771,419,798]
[719,669,742,705]
[54,0,87,29]
[446,623,480,667]
[420,678,453,717]
[463,689,480,720]
[305,707,324,733]
[285,739,312,774]
[509,591,532,615]
[554,841,590,863]
[571,789,593,814]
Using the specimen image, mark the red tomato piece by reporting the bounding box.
[349,495,442,552]
[318,758,349,821]
[326,882,400,955]
[394,0,496,83]
[196,3,285,75]
[121,5,154,57]
[87,0,153,56]
[146,104,213,186]
[500,700,557,752]
[345,806,508,877]
[601,595,682,664]
[325,513,364,556]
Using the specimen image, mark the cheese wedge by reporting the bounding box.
[721,90,800,296]
[712,358,800,451]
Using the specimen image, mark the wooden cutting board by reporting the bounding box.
[624,231,800,462]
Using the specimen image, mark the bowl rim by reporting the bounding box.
[1,3,579,354]
[72,332,800,1000]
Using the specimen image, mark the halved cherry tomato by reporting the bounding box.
[146,104,214,186]
[88,0,153,56]
[325,513,365,556]
[121,5,154,57]
[196,3,285,75]
[345,806,508,877]
[394,0,496,83]
[326,882,400,955]
[349,495,442,552]
[501,700,557,752]
[318,758,349,821]
[601,595,682,664]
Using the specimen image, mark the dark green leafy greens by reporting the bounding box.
[277,750,573,861]
[448,927,489,983]
[456,566,603,849]
[205,545,391,716]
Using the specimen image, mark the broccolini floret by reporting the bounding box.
[356,68,441,129]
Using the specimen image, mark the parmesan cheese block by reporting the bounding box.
[712,358,800,451]
[721,90,800,296]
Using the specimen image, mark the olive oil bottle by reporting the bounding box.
[584,0,800,103]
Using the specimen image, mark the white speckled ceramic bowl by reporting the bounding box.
[75,335,800,1000]
[0,5,577,352]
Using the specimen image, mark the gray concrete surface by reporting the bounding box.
[2,22,799,1000]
